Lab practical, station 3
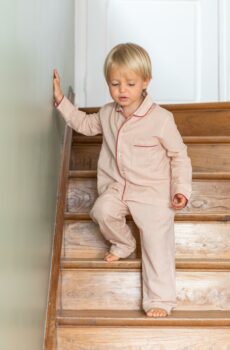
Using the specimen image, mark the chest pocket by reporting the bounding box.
[132,137,160,166]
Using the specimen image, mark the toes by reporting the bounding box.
[104,252,112,260]
[104,253,120,262]
[146,308,168,317]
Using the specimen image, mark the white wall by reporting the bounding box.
[75,0,230,106]
[0,1,74,349]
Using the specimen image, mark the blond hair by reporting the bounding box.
[104,43,152,83]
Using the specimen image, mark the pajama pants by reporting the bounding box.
[89,186,177,314]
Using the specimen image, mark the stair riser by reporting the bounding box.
[58,270,230,311]
[73,108,230,137]
[57,326,230,350]
[63,221,230,259]
[66,179,230,214]
[70,143,230,172]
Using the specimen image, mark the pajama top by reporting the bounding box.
[56,94,192,205]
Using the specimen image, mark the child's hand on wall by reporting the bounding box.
[53,69,64,106]
[171,193,188,209]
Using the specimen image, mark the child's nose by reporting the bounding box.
[119,84,126,93]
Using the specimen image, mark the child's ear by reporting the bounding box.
[143,79,150,89]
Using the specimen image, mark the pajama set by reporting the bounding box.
[56,94,192,314]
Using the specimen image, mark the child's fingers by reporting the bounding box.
[171,194,187,209]
[53,69,60,81]
[53,70,61,92]
[172,203,183,209]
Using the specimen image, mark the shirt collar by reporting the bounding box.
[115,94,156,117]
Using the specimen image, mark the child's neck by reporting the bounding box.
[122,96,145,118]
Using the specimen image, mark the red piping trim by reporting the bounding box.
[116,121,127,178]
[133,103,156,118]
[115,117,133,199]
[115,103,156,200]
[133,144,158,147]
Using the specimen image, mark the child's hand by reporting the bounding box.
[171,193,188,210]
[53,69,64,105]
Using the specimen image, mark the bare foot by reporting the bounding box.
[146,308,168,318]
[104,252,120,262]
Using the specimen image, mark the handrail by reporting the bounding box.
[44,86,75,350]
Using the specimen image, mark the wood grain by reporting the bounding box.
[60,270,230,311]
[56,309,230,327]
[174,109,230,136]
[44,87,75,350]
[187,144,230,172]
[70,143,230,171]
[66,178,97,213]
[65,212,230,221]
[66,179,230,214]
[61,258,230,271]
[48,101,230,349]
[70,144,99,170]
[69,170,230,180]
[63,221,230,260]
[78,102,230,114]
[57,326,230,350]
[73,135,230,144]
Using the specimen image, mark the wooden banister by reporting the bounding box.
[44,87,75,350]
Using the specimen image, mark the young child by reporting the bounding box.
[53,43,192,318]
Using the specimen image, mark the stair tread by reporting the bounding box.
[65,213,230,222]
[61,257,230,270]
[68,170,230,180]
[57,309,230,326]
[73,134,230,144]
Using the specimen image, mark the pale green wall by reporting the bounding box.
[0,1,74,349]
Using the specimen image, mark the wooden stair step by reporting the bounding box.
[68,170,230,180]
[78,103,230,112]
[75,105,230,138]
[58,268,230,311]
[70,143,230,172]
[61,258,230,270]
[57,327,230,350]
[57,309,230,327]
[64,212,230,221]
[73,134,230,144]
[57,325,230,350]
[63,220,230,260]
[66,178,230,215]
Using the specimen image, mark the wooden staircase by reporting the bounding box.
[45,97,230,349]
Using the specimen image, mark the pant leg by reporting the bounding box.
[127,200,177,314]
[89,188,136,258]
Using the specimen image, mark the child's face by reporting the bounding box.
[108,65,149,113]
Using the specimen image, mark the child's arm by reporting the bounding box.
[159,112,192,207]
[53,69,102,136]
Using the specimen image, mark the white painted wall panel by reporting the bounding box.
[106,0,200,103]
[227,0,230,100]
[75,0,229,106]
[219,0,230,101]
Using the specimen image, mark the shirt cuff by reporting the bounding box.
[54,94,64,108]
[171,185,192,203]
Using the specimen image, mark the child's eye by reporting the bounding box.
[111,83,119,86]
[128,84,135,86]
